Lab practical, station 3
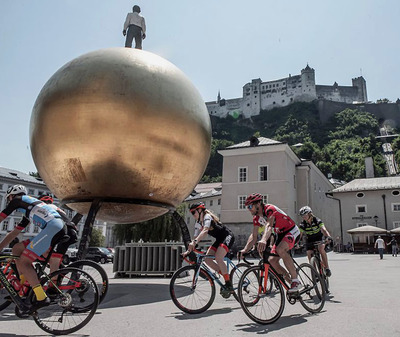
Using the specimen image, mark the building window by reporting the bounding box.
[218,199,221,205]
[356,192,365,198]
[259,166,268,181]
[28,189,35,195]
[392,190,400,196]
[33,225,40,233]
[263,195,268,204]
[0,184,3,190]
[393,221,400,229]
[238,167,247,182]
[356,205,367,213]
[238,195,247,210]
[2,221,9,231]
[357,223,367,227]
[210,200,213,206]
[392,203,400,212]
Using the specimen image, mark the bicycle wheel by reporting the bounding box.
[296,263,325,313]
[238,265,285,325]
[68,259,109,304]
[310,256,329,294]
[33,267,99,335]
[0,282,12,311]
[170,265,215,314]
[229,263,250,302]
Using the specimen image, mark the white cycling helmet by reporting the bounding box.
[6,184,27,199]
[299,206,312,216]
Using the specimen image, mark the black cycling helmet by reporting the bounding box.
[245,193,263,206]
[189,202,206,213]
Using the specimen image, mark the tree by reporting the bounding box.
[90,227,105,247]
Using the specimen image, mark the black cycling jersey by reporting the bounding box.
[299,216,324,243]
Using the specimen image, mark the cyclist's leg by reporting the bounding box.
[318,243,329,269]
[19,218,64,303]
[275,241,297,280]
[204,245,221,273]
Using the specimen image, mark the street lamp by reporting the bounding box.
[373,215,379,226]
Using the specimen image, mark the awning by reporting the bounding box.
[347,225,388,234]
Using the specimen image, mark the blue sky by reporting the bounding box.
[1,0,399,173]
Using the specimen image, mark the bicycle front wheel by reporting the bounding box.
[34,267,99,335]
[229,263,250,302]
[169,265,215,314]
[238,265,285,325]
[297,263,325,313]
[0,282,12,311]
[68,259,109,304]
[310,256,329,294]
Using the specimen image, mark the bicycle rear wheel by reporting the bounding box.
[170,265,215,314]
[296,263,325,313]
[33,267,99,335]
[229,263,250,302]
[238,265,285,325]
[68,259,109,304]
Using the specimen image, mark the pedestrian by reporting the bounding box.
[123,5,146,49]
[388,237,398,257]
[374,236,386,259]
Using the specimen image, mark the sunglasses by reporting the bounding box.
[247,204,254,210]
[190,210,196,215]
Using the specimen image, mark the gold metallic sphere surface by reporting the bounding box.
[30,48,211,223]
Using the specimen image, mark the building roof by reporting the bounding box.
[332,176,400,193]
[226,137,282,150]
[0,166,45,186]
[185,183,222,202]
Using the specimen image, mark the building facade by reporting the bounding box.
[330,176,400,243]
[207,65,367,119]
[216,137,340,248]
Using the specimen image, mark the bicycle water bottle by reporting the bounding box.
[10,275,21,291]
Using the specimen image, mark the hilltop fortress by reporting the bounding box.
[206,65,368,119]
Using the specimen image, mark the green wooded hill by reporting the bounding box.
[203,102,399,183]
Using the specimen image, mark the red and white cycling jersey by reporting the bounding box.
[253,204,295,234]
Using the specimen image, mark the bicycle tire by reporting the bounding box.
[310,257,329,294]
[238,265,285,324]
[0,283,12,311]
[296,263,325,313]
[33,267,99,335]
[68,259,109,304]
[169,265,215,314]
[229,262,250,302]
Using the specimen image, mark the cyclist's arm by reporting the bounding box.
[0,227,22,251]
[320,224,331,239]
[188,227,209,252]
[258,217,274,253]
[242,225,258,253]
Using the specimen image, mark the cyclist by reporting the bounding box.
[0,185,65,312]
[239,193,302,292]
[298,206,332,277]
[38,194,78,274]
[186,202,235,297]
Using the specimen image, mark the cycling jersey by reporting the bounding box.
[299,216,324,242]
[1,195,61,229]
[194,214,235,253]
[253,204,296,235]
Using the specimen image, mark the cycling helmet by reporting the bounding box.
[39,195,54,204]
[299,206,312,216]
[6,184,27,199]
[245,193,263,206]
[189,202,206,212]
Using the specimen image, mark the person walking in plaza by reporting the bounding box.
[123,5,146,49]
[388,237,398,257]
[185,202,235,297]
[374,236,386,259]
[298,206,333,277]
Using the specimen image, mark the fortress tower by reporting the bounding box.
[352,76,368,102]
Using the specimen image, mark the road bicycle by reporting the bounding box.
[309,240,331,294]
[169,250,254,314]
[237,249,325,324]
[0,254,109,311]
[0,252,99,335]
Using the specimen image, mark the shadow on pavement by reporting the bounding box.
[235,313,311,333]
[169,306,233,320]
[98,282,171,309]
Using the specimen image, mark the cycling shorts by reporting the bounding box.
[209,232,235,254]
[271,225,300,253]
[22,218,65,261]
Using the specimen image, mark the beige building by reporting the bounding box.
[217,137,340,247]
[330,177,400,244]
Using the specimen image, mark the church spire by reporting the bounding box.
[217,90,221,103]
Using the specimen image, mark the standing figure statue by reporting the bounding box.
[123,5,146,49]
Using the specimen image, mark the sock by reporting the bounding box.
[33,284,47,301]
[20,274,26,286]
[223,274,230,282]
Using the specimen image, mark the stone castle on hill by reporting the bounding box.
[206,65,368,119]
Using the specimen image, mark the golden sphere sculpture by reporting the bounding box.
[30,48,211,223]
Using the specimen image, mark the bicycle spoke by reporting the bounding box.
[297,263,325,313]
